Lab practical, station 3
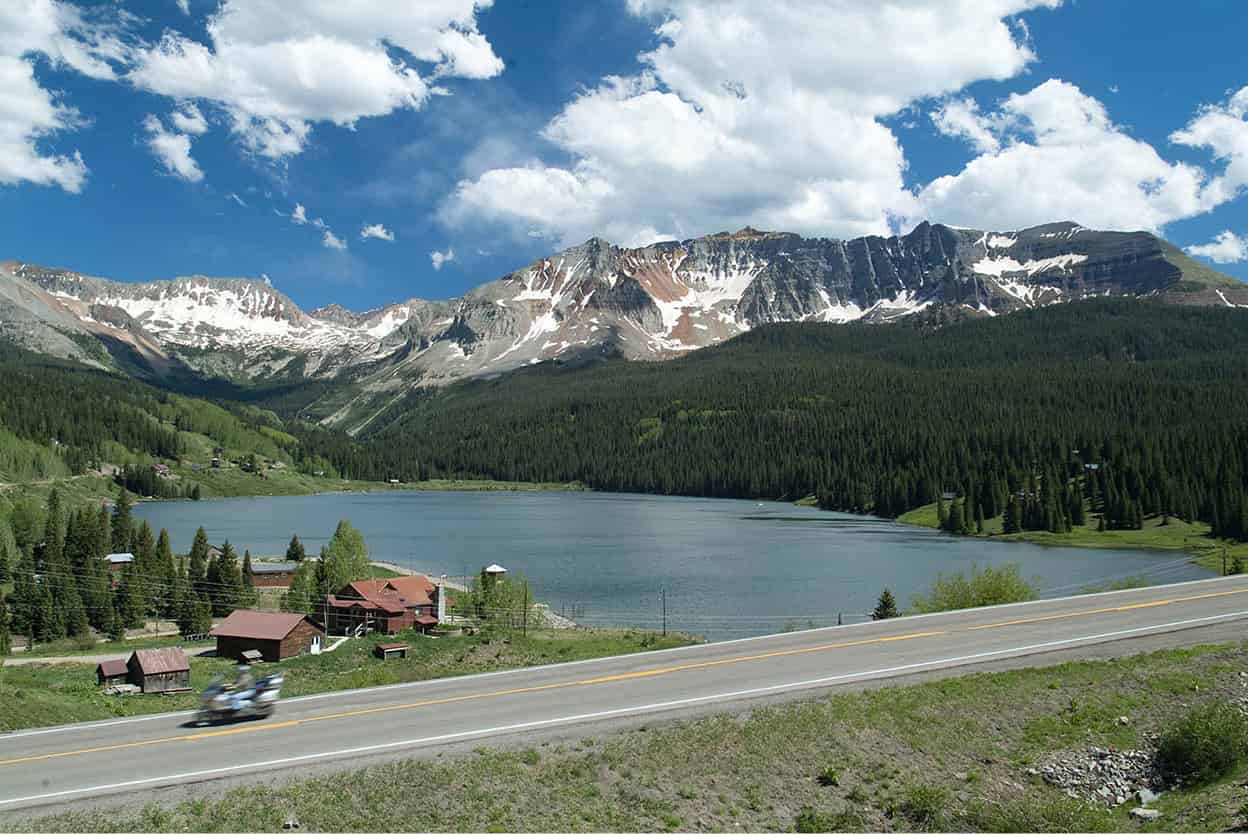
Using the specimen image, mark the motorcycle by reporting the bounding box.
[196,672,284,725]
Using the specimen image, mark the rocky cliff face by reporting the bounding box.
[3,221,1245,427]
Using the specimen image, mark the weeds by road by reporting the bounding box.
[15,642,1248,832]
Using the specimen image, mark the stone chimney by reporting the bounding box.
[437,575,447,622]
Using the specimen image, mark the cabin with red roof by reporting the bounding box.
[320,575,446,635]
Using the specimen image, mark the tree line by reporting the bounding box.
[354,300,1248,543]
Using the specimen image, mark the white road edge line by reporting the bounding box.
[5,574,1241,742]
[4,608,1244,809]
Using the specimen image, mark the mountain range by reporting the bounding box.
[3,221,1245,433]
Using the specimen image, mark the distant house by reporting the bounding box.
[106,553,134,587]
[321,576,446,635]
[248,562,299,588]
[212,610,325,662]
[151,463,171,478]
[206,545,224,560]
[107,552,134,571]
[96,658,129,687]
[127,648,191,693]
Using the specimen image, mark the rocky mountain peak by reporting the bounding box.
[2,221,1244,433]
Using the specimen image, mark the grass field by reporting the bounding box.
[897,502,1247,575]
[0,628,696,733]
[16,641,1248,832]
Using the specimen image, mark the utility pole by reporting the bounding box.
[1223,544,1229,577]
[523,584,529,637]
[661,586,667,637]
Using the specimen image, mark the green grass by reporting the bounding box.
[0,628,696,733]
[897,502,1247,574]
[364,564,401,579]
[17,642,1248,832]
[11,633,209,659]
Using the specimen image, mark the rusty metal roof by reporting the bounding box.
[129,647,190,675]
[96,659,128,677]
[212,610,315,641]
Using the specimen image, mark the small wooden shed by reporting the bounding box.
[374,642,409,660]
[96,658,129,687]
[127,648,191,693]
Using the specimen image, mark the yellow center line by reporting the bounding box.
[968,587,1248,631]
[0,630,943,768]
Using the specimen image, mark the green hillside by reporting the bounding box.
[363,299,1248,545]
[0,344,358,509]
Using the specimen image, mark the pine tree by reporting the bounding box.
[115,567,145,630]
[285,535,306,562]
[241,550,258,608]
[8,548,36,636]
[155,528,176,617]
[189,526,209,597]
[105,602,125,642]
[936,494,948,528]
[872,588,898,620]
[974,502,985,535]
[111,487,133,554]
[1003,497,1021,535]
[191,597,214,634]
[96,505,112,557]
[40,488,65,571]
[208,541,243,616]
[0,592,11,656]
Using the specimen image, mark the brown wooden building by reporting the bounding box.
[321,576,444,635]
[96,658,129,687]
[248,562,299,588]
[127,648,191,693]
[212,610,325,663]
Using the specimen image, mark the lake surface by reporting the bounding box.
[136,491,1210,639]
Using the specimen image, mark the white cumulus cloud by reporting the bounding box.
[169,102,208,135]
[1186,230,1248,264]
[0,0,132,192]
[141,113,204,182]
[430,247,455,270]
[322,230,347,251]
[443,0,1063,245]
[128,0,503,159]
[917,79,1213,232]
[1170,85,1248,212]
[360,223,395,242]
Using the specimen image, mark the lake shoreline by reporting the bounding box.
[135,491,1211,640]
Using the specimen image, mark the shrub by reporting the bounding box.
[816,766,840,787]
[1155,701,1248,786]
[910,563,1038,613]
[794,805,865,833]
[896,784,948,831]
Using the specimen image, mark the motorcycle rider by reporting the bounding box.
[234,663,255,695]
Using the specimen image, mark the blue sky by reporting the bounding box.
[2,0,1246,312]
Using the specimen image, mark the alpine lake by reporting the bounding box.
[136,490,1210,640]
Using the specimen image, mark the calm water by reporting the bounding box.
[136,491,1209,639]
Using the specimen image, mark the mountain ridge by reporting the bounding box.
[3,221,1245,431]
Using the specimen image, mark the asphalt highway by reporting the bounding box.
[4,574,1248,812]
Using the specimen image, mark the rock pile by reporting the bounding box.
[1030,744,1163,807]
